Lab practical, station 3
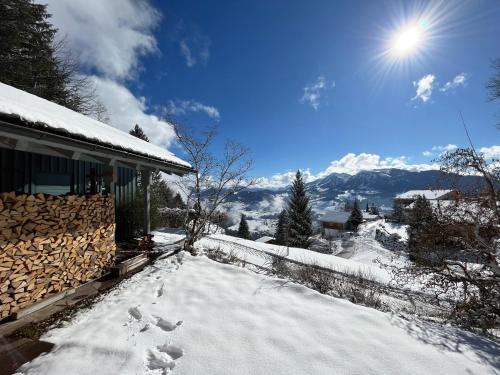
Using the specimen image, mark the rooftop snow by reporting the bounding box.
[0,83,191,169]
[319,210,351,223]
[395,189,454,200]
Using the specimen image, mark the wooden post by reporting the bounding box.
[142,170,151,235]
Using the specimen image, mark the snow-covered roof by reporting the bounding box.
[395,189,454,200]
[362,212,379,220]
[319,210,351,224]
[255,236,275,243]
[0,83,191,169]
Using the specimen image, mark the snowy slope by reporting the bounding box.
[16,254,499,375]
[0,83,191,168]
[197,233,397,284]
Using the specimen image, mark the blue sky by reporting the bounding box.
[41,0,500,186]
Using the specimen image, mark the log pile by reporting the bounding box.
[0,192,116,319]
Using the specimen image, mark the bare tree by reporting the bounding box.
[392,147,499,333]
[174,124,256,252]
[53,38,110,122]
[487,58,500,128]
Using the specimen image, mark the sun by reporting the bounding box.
[391,24,424,57]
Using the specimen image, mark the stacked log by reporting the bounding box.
[0,192,116,319]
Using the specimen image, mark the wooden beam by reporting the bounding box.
[142,170,151,235]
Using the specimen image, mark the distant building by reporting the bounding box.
[394,189,458,207]
[255,236,275,244]
[319,210,352,237]
[362,212,380,221]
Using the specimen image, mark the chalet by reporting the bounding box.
[319,210,351,237]
[0,83,194,319]
[394,189,458,207]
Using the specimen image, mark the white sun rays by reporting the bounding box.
[369,1,469,83]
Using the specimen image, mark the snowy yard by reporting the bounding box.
[15,253,499,375]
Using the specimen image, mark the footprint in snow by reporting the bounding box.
[128,306,142,321]
[154,316,183,332]
[156,283,164,297]
[145,344,184,373]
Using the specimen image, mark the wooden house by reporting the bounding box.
[0,83,193,319]
[319,210,351,237]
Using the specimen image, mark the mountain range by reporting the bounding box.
[223,168,480,237]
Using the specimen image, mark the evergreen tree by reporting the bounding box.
[237,214,251,239]
[347,199,363,231]
[407,195,436,261]
[391,201,405,223]
[172,193,186,209]
[287,171,313,248]
[129,124,176,231]
[370,203,380,216]
[366,203,370,212]
[274,209,289,245]
[0,0,105,116]
[129,124,150,142]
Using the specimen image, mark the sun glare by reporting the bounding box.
[392,25,422,56]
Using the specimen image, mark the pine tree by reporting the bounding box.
[347,199,363,231]
[366,203,370,212]
[237,214,251,239]
[274,209,289,245]
[391,201,405,223]
[172,193,186,209]
[407,195,436,261]
[129,124,150,142]
[370,203,380,216]
[287,171,313,248]
[0,0,104,116]
[129,124,177,230]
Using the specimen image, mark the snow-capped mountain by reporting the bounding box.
[223,168,480,237]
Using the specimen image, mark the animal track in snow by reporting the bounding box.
[128,306,142,321]
[154,317,183,332]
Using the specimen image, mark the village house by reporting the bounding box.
[319,210,351,238]
[394,189,458,208]
[0,83,193,319]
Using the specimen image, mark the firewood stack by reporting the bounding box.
[0,192,116,319]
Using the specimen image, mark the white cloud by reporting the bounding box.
[422,144,458,157]
[412,74,435,103]
[174,21,211,68]
[479,145,500,159]
[91,76,176,147]
[40,0,160,79]
[179,40,196,68]
[163,100,220,120]
[440,73,469,92]
[300,76,334,110]
[254,153,438,189]
[255,170,317,189]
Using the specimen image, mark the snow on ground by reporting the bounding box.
[198,233,393,284]
[338,220,404,265]
[16,254,499,375]
[152,228,186,245]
